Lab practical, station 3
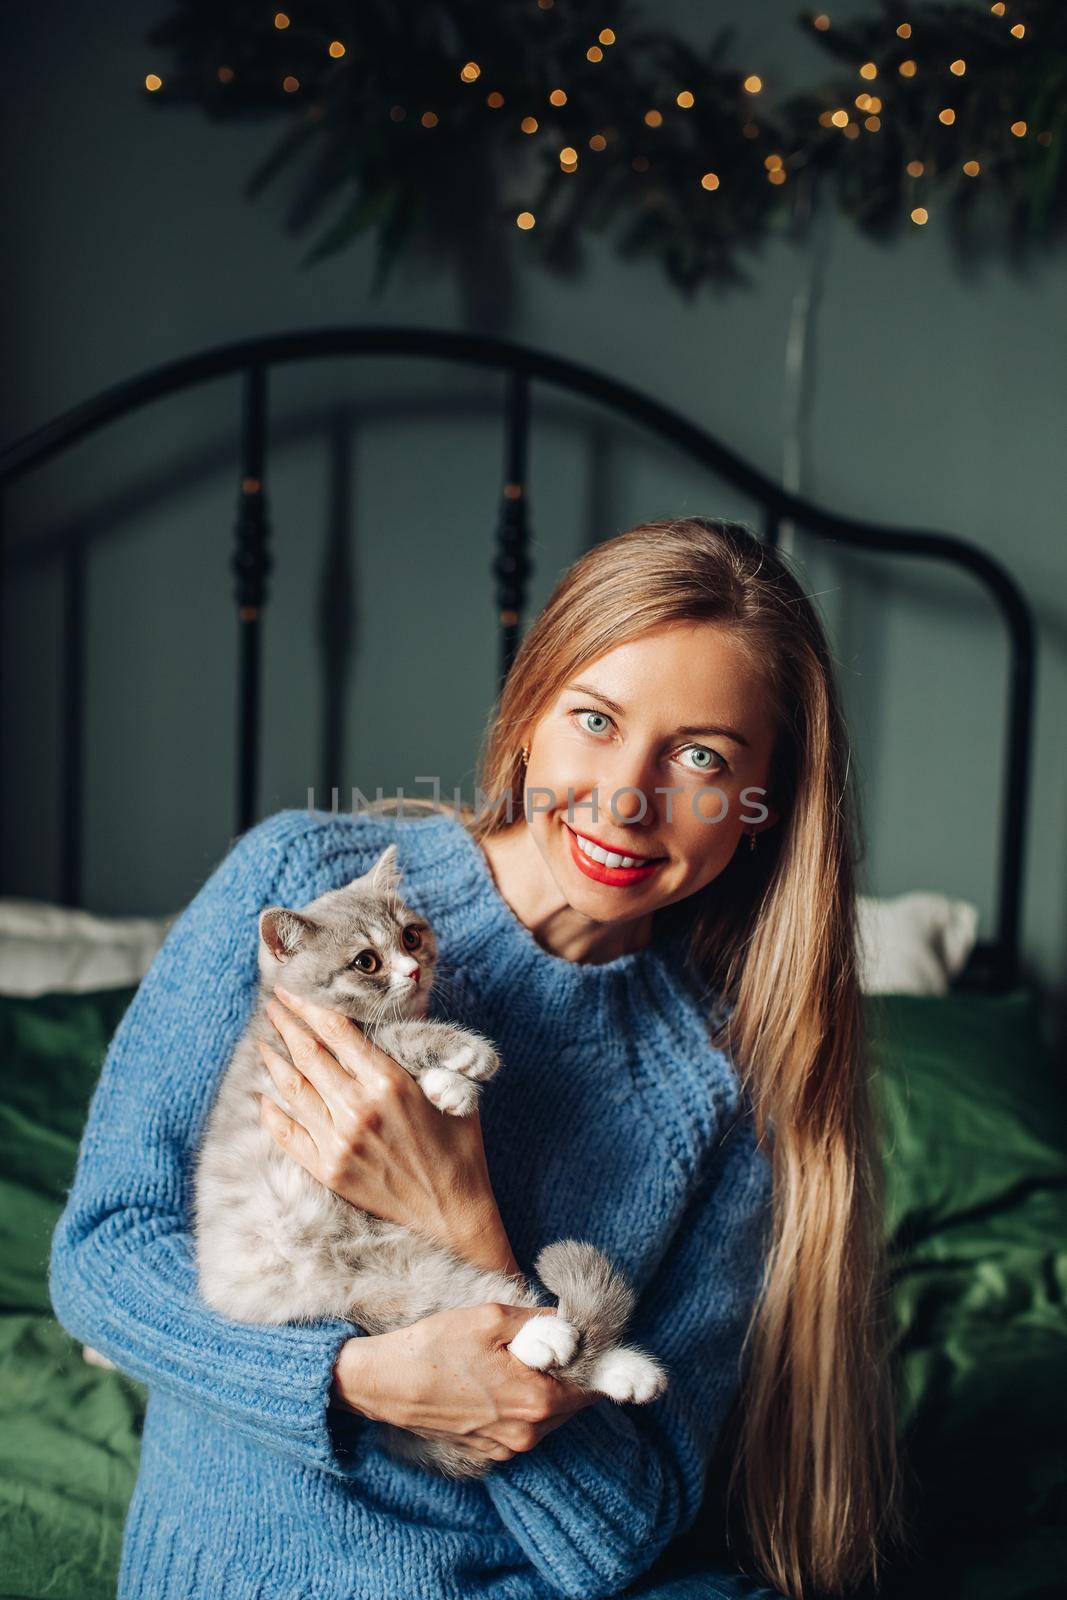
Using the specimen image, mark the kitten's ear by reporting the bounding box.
[259,907,316,963]
[367,843,402,896]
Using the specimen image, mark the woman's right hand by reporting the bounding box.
[331,1304,596,1463]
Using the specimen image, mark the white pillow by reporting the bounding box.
[0,898,176,998]
[856,891,979,996]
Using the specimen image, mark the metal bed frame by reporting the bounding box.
[0,327,1036,991]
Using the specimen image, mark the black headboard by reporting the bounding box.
[0,327,1035,991]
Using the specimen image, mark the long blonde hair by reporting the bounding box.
[382,517,901,1595]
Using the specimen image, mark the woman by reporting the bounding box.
[49,518,900,1600]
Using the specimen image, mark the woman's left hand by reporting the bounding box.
[258,985,519,1276]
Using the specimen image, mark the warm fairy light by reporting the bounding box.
[991,2,1005,12]
[859,62,877,79]
[217,65,235,82]
[742,121,759,138]
[274,11,289,28]
[831,109,849,127]
[700,171,720,189]
[516,211,536,229]
[843,122,859,139]
[950,59,966,74]
[549,88,567,106]
[421,110,438,127]
[963,159,980,175]
[599,28,615,45]
[487,91,504,108]
[1010,23,1026,38]
[865,115,881,131]
[939,108,956,124]
[521,115,538,133]
[676,90,695,108]
[589,132,607,150]
[587,46,603,62]
[328,40,345,58]
[764,153,782,170]
[389,105,406,121]
[460,61,481,82]
[818,110,834,126]
[813,14,831,30]
[537,0,553,8]
[768,167,787,184]
[868,97,882,112]
[743,75,763,93]
[632,154,650,171]
[856,93,871,109]
[560,145,578,166]
[897,22,912,37]
[644,109,663,127]
[900,59,917,77]
[911,206,928,224]
[1010,120,1027,136]
[906,159,925,176]
[282,75,299,93]
[145,73,163,91]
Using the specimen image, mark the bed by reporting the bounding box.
[0,328,1062,1600]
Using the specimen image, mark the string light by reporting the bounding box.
[486,91,504,108]
[559,145,578,170]
[897,22,912,38]
[1010,120,1027,136]
[865,115,881,130]
[831,109,849,127]
[516,211,536,228]
[599,28,615,45]
[274,11,289,29]
[743,75,762,93]
[587,46,603,62]
[764,154,782,170]
[282,75,299,93]
[906,160,925,175]
[950,59,966,75]
[421,110,438,127]
[389,105,406,121]
[700,171,720,189]
[521,116,538,134]
[899,59,917,77]
[768,167,787,184]
[911,206,928,224]
[644,109,663,127]
[859,61,877,79]
[843,122,859,139]
[990,3,1005,13]
[813,14,831,30]
[217,66,235,83]
[1010,23,1026,38]
[676,90,695,108]
[145,73,163,91]
[963,159,980,175]
[548,88,567,106]
[632,154,649,171]
[589,133,607,150]
[460,62,481,82]
[938,107,956,124]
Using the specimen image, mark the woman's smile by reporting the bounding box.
[562,821,669,888]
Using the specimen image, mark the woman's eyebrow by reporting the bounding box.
[563,681,751,747]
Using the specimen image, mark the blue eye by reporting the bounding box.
[680,745,724,773]
[573,708,613,736]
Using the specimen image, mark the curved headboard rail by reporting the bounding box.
[0,326,1035,989]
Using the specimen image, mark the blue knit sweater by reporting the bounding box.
[49,806,773,1600]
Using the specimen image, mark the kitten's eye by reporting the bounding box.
[402,925,423,951]
[350,949,381,974]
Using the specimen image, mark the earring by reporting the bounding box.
[748,832,757,853]
[520,744,530,766]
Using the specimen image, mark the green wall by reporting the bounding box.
[2,2,1064,1045]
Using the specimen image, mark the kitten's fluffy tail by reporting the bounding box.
[534,1239,635,1353]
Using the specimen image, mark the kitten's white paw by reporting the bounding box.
[441,1040,498,1082]
[507,1314,579,1371]
[420,1067,477,1117]
[589,1346,667,1404]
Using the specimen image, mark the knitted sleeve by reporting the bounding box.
[47,809,370,1480]
[483,1112,773,1600]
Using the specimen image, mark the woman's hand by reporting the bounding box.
[332,1305,597,1463]
[258,985,519,1276]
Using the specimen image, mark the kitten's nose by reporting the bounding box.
[408,967,420,985]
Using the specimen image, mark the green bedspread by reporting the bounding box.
[1,985,1064,1599]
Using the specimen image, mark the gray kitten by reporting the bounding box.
[192,844,667,1478]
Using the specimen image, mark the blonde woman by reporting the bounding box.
[51,518,900,1600]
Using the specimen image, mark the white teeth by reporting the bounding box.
[574,833,648,870]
